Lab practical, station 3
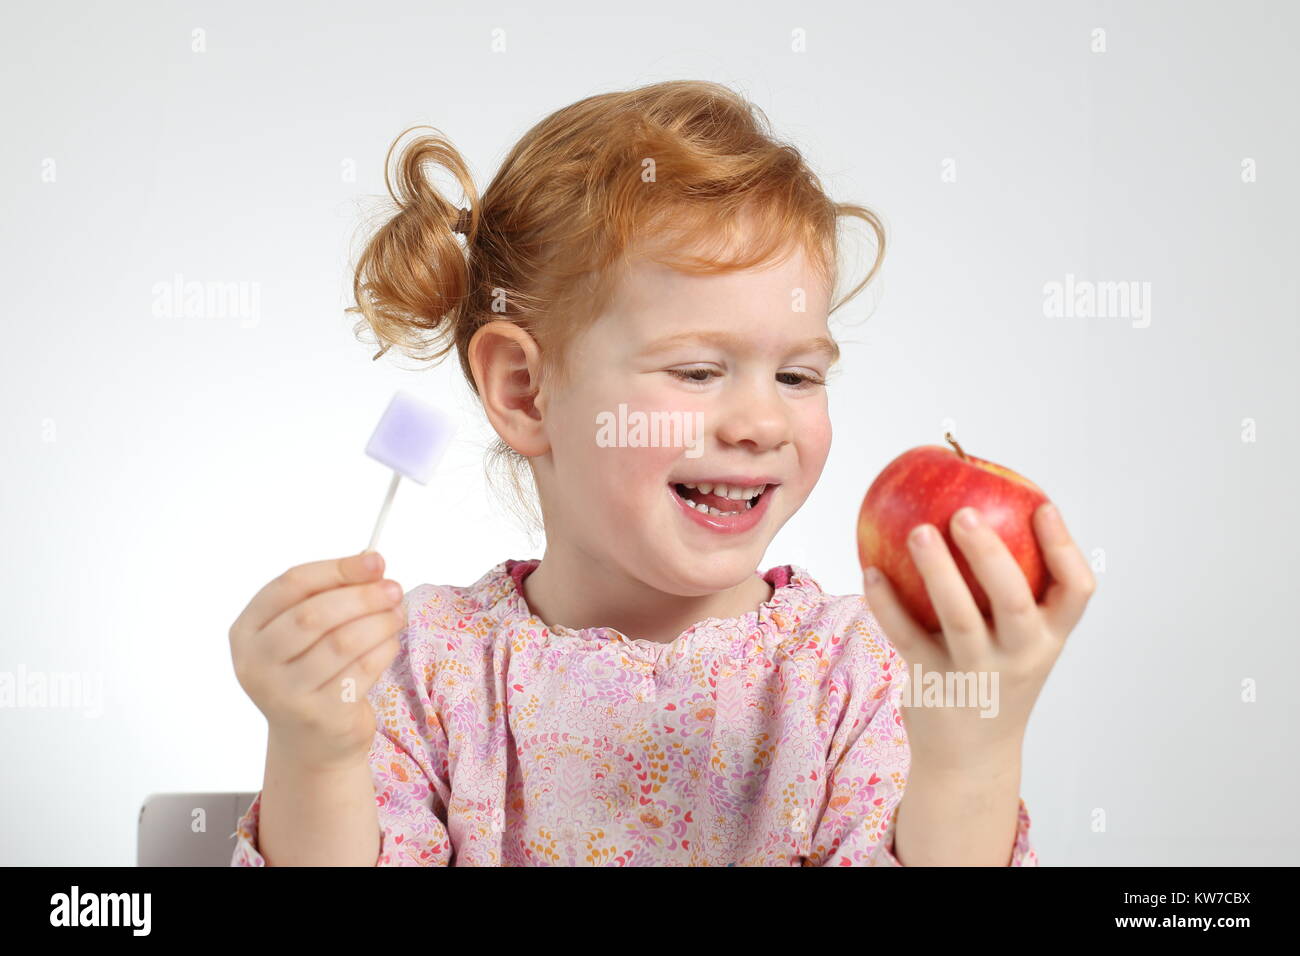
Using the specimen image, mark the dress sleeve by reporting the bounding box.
[803,618,1039,866]
[231,615,455,866]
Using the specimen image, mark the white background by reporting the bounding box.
[1,0,1296,865]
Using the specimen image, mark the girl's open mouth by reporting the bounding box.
[667,480,776,534]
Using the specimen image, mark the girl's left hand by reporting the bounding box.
[862,501,1096,774]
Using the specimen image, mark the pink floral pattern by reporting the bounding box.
[232,559,1038,866]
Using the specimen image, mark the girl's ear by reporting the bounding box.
[469,320,550,457]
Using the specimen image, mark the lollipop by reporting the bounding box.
[364,390,456,551]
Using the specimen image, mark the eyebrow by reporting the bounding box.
[640,330,841,365]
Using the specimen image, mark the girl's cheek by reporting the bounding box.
[802,410,832,448]
[589,415,686,478]
[793,406,832,471]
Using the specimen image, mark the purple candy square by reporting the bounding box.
[364,390,454,485]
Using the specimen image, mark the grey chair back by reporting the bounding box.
[138,792,259,866]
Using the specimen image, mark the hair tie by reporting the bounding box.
[452,207,472,234]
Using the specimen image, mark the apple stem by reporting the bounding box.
[945,432,968,460]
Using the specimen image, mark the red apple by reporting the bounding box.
[857,433,1051,633]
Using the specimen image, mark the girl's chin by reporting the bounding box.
[661,533,771,577]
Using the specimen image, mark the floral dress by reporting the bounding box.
[232,559,1037,866]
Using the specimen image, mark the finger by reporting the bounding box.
[906,523,989,669]
[1033,502,1097,638]
[862,567,942,669]
[949,506,1041,653]
[236,551,386,637]
[280,604,409,694]
[262,577,405,665]
[314,629,404,701]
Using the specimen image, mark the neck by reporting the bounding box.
[519,543,775,644]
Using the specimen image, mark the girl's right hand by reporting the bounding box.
[228,551,407,771]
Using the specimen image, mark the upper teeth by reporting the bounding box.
[679,482,767,499]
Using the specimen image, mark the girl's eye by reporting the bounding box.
[667,367,720,384]
[777,371,827,388]
[666,368,826,388]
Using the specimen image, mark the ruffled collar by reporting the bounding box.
[478,558,826,662]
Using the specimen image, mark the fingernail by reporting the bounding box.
[910,525,934,547]
[956,507,979,530]
[864,566,882,586]
[1041,502,1058,521]
[363,552,382,571]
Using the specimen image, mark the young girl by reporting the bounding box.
[228,80,1095,866]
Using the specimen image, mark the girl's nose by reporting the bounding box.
[711,385,792,452]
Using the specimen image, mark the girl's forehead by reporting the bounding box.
[607,246,828,316]
[584,289,835,362]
